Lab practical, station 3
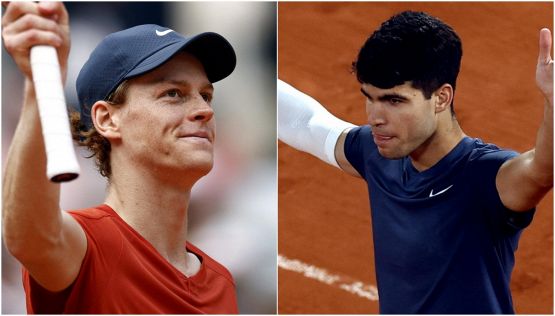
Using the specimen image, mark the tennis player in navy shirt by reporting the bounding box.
[278,11,552,313]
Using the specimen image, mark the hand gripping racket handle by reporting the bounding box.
[30,45,80,182]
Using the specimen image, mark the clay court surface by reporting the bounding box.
[278,3,553,314]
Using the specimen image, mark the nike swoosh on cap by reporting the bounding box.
[156,29,173,36]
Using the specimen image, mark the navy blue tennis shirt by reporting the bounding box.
[345,125,535,314]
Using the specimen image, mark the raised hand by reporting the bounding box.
[2,2,70,83]
[536,28,553,104]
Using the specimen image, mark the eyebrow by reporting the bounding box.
[360,88,409,102]
[153,78,214,91]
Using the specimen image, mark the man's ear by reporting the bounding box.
[91,101,122,140]
[434,83,454,114]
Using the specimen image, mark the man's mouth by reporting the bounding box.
[373,133,394,145]
[178,131,213,144]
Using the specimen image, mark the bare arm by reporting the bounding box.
[497,28,553,211]
[335,128,361,177]
[2,2,86,291]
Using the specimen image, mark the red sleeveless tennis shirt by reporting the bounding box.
[22,204,238,314]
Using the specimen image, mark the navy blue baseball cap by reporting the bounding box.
[76,24,236,130]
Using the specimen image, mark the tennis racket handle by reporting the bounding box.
[30,45,80,182]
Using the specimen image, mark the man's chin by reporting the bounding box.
[168,161,213,185]
[377,148,405,160]
[184,160,213,174]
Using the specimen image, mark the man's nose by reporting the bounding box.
[188,97,214,122]
[367,102,386,127]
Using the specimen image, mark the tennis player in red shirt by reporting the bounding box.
[2,2,238,313]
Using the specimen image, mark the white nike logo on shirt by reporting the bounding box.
[156,29,173,36]
[429,185,453,197]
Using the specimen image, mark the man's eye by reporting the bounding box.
[201,93,212,102]
[390,98,402,104]
[165,90,181,98]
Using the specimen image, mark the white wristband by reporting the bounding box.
[278,79,356,168]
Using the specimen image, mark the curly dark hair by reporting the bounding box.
[70,80,129,179]
[353,11,462,113]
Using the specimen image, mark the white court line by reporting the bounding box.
[278,254,379,301]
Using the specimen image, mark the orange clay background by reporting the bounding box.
[278,2,553,314]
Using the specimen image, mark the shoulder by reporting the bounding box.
[466,138,518,169]
[186,242,236,286]
[66,205,124,251]
[344,125,377,157]
[343,125,378,177]
[468,138,517,158]
[67,205,114,220]
[345,125,372,142]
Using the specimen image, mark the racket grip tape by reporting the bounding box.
[30,45,80,182]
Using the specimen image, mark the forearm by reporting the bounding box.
[278,79,355,167]
[530,98,553,187]
[2,79,63,260]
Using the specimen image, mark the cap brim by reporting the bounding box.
[125,32,236,83]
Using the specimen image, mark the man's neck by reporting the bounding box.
[409,117,466,172]
[104,166,199,276]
